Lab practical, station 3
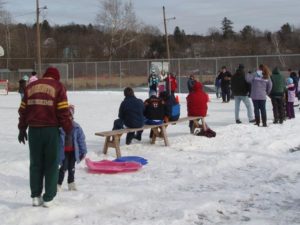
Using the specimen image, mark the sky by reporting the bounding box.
[5,0,300,35]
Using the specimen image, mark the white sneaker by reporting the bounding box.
[32,197,43,207]
[43,200,54,208]
[68,182,77,191]
[57,184,62,192]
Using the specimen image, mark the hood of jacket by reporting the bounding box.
[272,67,280,75]
[193,81,203,92]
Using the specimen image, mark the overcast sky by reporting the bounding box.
[5,0,300,35]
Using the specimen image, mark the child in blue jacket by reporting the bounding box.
[58,105,87,191]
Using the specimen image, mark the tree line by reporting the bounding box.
[0,0,299,70]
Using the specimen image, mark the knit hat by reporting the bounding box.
[272,67,280,75]
[22,75,29,81]
[43,67,60,81]
[238,64,244,70]
[287,77,293,85]
[193,81,203,91]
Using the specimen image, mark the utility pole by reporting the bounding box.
[36,0,42,75]
[163,6,170,61]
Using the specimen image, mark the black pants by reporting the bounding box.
[58,151,76,185]
[113,119,143,144]
[252,99,266,121]
[271,97,284,122]
[221,86,230,102]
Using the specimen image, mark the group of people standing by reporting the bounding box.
[217,64,299,126]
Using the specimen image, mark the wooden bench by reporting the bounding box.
[95,116,205,158]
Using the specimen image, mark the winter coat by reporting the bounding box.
[159,91,179,121]
[246,72,272,100]
[148,73,159,86]
[231,68,250,96]
[165,75,177,92]
[187,78,196,93]
[217,71,232,89]
[28,75,38,84]
[215,77,221,88]
[59,121,87,165]
[187,82,209,117]
[144,95,168,121]
[18,79,26,94]
[118,95,145,128]
[270,68,285,97]
[287,84,296,103]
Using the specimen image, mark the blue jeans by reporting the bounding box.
[234,96,254,121]
[215,86,221,98]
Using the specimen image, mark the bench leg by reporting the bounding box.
[102,135,122,158]
[160,125,170,146]
[113,135,122,158]
[102,136,110,155]
[150,128,158,144]
[201,118,207,131]
[192,119,200,134]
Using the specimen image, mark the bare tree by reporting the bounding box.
[96,0,139,60]
[271,33,286,68]
[0,2,13,67]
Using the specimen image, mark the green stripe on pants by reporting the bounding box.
[28,127,59,202]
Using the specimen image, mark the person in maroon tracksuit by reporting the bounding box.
[18,67,72,207]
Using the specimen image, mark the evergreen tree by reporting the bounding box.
[221,17,234,38]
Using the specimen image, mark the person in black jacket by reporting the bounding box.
[144,90,168,138]
[217,66,232,102]
[144,90,168,125]
[159,91,179,122]
[231,64,255,124]
[187,75,196,93]
[113,87,145,145]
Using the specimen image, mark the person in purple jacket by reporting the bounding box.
[246,64,273,127]
[286,78,296,119]
[58,104,87,191]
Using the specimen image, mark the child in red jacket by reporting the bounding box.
[186,81,216,137]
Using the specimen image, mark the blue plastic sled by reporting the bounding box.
[114,156,148,165]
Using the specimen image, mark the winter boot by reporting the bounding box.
[262,117,267,127]
[32,197,43,207]
[68,182,77,191]
[43,199,54,208]
[126,132,134,145]
[254,117,260,126]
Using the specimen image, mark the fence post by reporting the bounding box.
[178,59,181,93]
[72,63,75,91]
[215,58,218,76]
[95,62,98,90]
[119,61,122,90]
[256,56,259,69]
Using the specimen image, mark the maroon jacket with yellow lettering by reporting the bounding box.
[18,77,72,133]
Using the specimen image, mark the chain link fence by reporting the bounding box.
[1,54,300,93]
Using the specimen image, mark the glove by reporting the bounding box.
[18,129,27,144]
[79,154,86,161]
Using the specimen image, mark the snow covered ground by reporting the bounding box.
[1,91,300,225]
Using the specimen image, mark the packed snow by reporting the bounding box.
[0,91,300,225]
